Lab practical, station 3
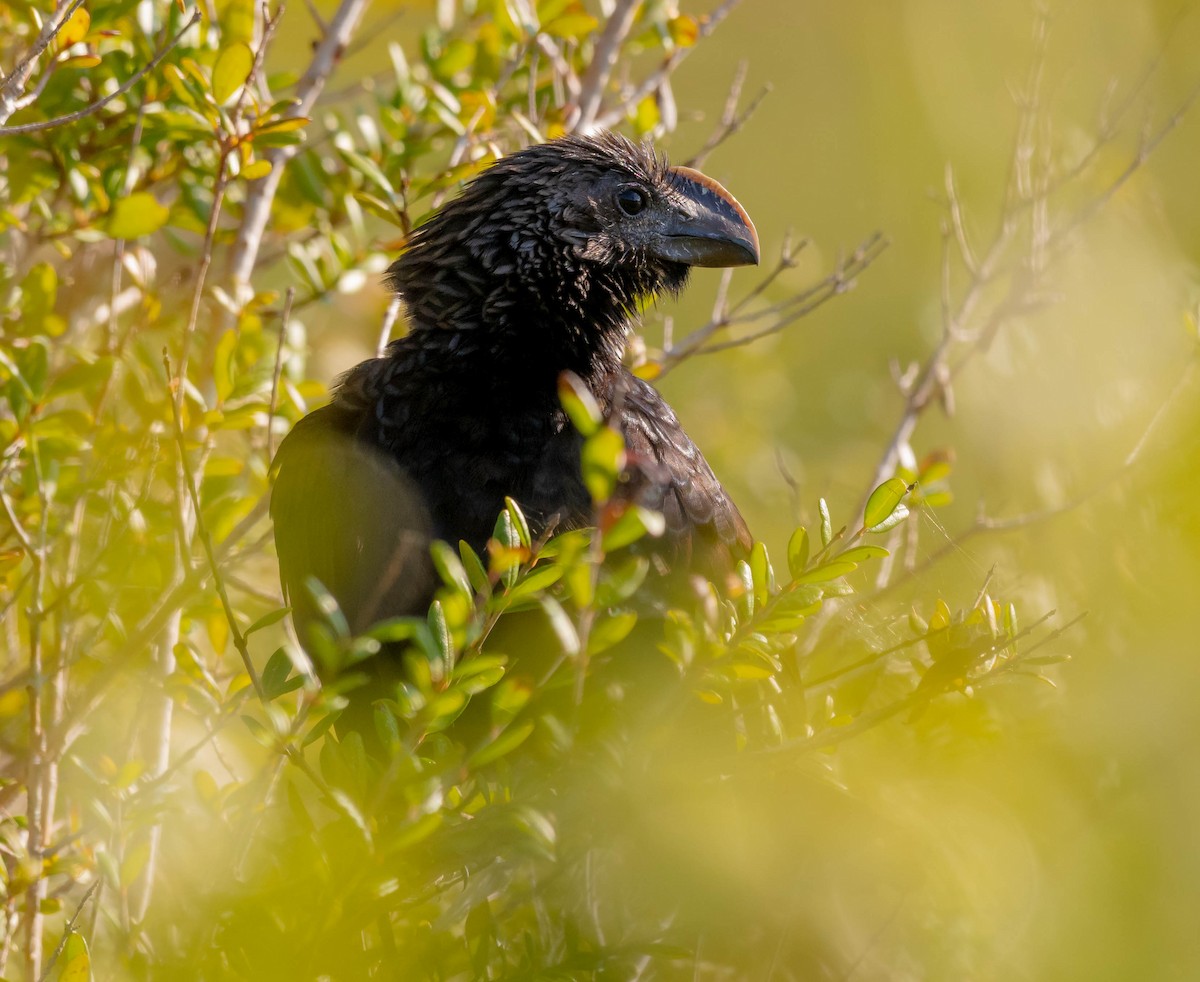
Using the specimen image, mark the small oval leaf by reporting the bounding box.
[212,41,253,104]
[105,192,168,239]
[864,477,910,530]
[786,526,809,580]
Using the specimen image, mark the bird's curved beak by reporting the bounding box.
[654,166,760,268]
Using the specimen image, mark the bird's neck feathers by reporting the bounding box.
[385,167,687,389]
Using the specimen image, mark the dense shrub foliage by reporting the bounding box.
[11,0,1188,978]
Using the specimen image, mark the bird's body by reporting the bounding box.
[271,133,758,640]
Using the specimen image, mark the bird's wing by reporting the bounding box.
[270,403,435,644]
[616,374,752,578]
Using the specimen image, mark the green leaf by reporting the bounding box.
[427,600,453,677]
[458,540,491,594]
[504,497,532,549]
[104,193,168,239]
[587,611,637,655]
[601,505,665,552]
[212,41,253,104]
[373,702,402,755]
[866,503,909,533]
[582,426,625,503]
[794,560,858,585]
[469,719,535,767]
[819,497,832,547]
[245,607,291,637]
[302,710,341,747]
[836,545,889,563]
[864,478,910,530]
[16,262,61,336]
[503,564,563,605]
[431,540,472,597]
[337,147,397,199]
[539,596,580,655]
[558,371,602,436]
[241,714,274,747]
[59,930,90,982]
[542,11,599,37]
[786,526,809,580]
[261,646,303,701]
[749,541,772,609]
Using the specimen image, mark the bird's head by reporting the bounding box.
[388,132,759,376]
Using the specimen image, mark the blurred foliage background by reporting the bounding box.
[2,0,1199,978]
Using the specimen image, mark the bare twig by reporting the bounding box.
[593,0,744,131]
[684,63,771,170]
[228,0,372,306]
[0,11,201,136]
[0,0,86,125]
[570,0,642,133]
[658,232,887,375]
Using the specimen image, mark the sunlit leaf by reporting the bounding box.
[601,505,664,552]
[794,560,858,585]
[56,7,90,50]
[836,545,888,563]
[241,159,272,180]
[866,503,909,533]
[663,13,697,47]
[104,193,168,238]
[212,41,253,105]
[504,497,532,549]
[246,607,291,637]
[818,497,832,547]
[587,611,637,655]
[558,371,601,436]
[749,541,772,609]
[864,478,909,530]
[542,11,598,37]
[58,931,90,982]
[786,526,809,580]
[582,426,624,503]
[469,720,535,767]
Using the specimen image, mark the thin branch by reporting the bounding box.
[37,880,99,982]
[593,0,743,131]
[0,11,201,136]
[227,0,372,304]
[658,233,886,375]
[570,0,642,133]
[0,0,86,125]
[684,63,771,170]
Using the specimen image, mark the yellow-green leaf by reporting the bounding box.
[582,426,624,503]
[212,41,253,105]
[667,14,699,47]
[542,12,598,38]
[59,930,91,982]
[104,193,168,239]
[60,54,102,69]
[254,116,310,135]
[864,477,909,530]
[558,371,601,436]
[794,560,858,585]
[242,159,272,180]
[786,526,809,579]
[56,7,90,50]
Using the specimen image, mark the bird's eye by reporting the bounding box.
[616,187,648,216]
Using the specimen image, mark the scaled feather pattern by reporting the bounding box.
[271,132,759,640]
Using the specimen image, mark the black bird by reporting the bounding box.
[271,133,758,644]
